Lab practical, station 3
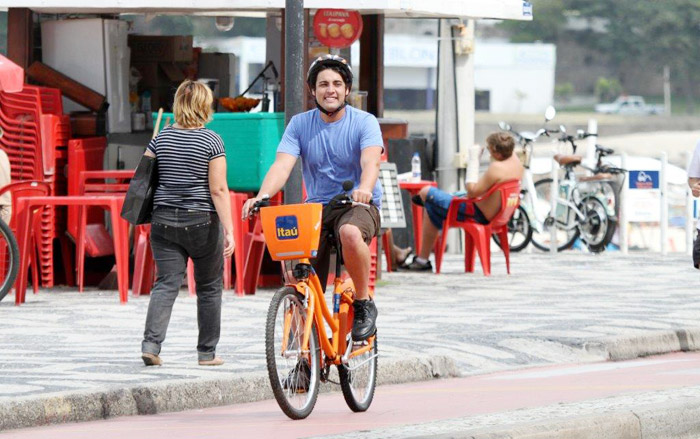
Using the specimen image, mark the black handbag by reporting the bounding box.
[121,155,158,225]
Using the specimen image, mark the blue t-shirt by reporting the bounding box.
[277,106,384,208]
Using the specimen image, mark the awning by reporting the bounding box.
[0,0,532,20]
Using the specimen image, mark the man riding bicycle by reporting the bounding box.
[242,54,383,341]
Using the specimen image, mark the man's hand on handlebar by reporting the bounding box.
[352,188,373,205]
[241,194,270,220]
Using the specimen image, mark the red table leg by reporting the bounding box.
[14,198,32,305]
[231,192,249,296]
[242,217,265,295]
[398,181,438,257]
[109,203,129,304]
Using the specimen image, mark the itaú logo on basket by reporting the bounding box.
[275,215,299,240]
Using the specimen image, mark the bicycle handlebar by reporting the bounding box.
[249,195,271,215]
[248,181,372,217]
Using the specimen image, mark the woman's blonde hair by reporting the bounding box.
[173,80,213,128]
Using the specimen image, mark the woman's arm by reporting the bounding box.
[209,156,235,258]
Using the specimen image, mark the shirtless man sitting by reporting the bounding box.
[406,131,524,271]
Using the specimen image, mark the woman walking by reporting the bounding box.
[141,80,234,366]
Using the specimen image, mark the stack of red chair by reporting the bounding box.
[0,85,71,287]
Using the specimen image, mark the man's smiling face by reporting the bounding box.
[312,68,349,113]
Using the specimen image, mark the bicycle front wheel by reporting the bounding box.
[0,218,19,302]
[338,335,378,412]
[265,286,321,420]
[531,178,579,252]
[492,205,532,253]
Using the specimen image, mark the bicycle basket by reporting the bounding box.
[260,203,323,261]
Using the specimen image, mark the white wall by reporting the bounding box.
[474,43,556,114]
[199,35,555,114]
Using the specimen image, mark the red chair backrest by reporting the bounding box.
[481,179,521,229]
[0,181,52,229]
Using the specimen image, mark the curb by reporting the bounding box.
[583,327,700,361]
[0,355,459,432]
[409,397,700,439]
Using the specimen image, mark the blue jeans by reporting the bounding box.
[142,207,224,361]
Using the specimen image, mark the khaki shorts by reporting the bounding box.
[312,204,380,290]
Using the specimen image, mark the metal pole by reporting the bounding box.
[585,119,597,174]
[620,153,629,254]
[550,154,559,254]
[660,152,668,255]
[436,19,460,253]
[283,0,304,204]
[664,65,671,115]
[687,186,695,256]
[687,153,695,256]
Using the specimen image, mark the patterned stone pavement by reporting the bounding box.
[1,251,698,401]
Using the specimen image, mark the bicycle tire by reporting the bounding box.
[577,196,616,253]
[0,218,19,302]
[265,286,321,420]
[531,178,579,252]
[492,205,532,253]
[338,335,378,412]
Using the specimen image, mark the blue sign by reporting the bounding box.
[628,170,659,189]
[275,215,299,240]
[523,2,533,17]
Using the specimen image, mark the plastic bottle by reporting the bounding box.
[411,152,421,182]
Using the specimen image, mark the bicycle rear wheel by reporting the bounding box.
[265,286,320,420]
[531,178,578,252]
[338,334,378,412]
[0,218,19,302]
[577,196,616,253]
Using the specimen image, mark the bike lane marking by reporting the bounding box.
[5,352,700,439]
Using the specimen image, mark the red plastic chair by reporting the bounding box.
[0,181,51,294]
[434,179,521,276]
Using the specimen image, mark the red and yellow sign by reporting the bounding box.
[313,9,363,49]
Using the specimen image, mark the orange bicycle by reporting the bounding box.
[252,187,378,420]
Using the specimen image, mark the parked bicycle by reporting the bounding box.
[531,126,621,253]
[252,181,378,420]
[496,105,558,252]
[0,213,19,302]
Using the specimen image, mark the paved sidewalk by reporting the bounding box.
[1,251,699,431]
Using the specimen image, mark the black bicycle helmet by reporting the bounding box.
[306,54,353,91]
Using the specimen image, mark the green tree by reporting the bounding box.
[499,0,700,113]
[573,0,700,113]
[497,0,567,42]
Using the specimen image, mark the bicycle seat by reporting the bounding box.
[553,154,582,167]
[579,173,613,182]
[520,131,537,141]
[596,145,615,156]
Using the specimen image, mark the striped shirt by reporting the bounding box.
[147,125,226,211]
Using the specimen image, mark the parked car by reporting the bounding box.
[594,95,664,115]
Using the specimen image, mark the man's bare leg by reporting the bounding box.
[339,224,370,300]
[418,210,440,260]
[339,223,377,341]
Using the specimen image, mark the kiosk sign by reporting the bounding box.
[313,9,363,49]
[626,170,661,222]
[629,170,659,189]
